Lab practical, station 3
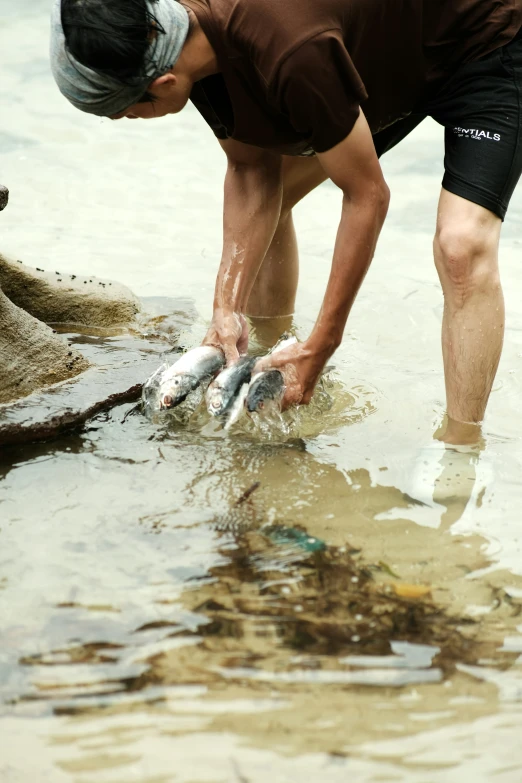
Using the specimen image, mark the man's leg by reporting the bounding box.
[433,188,503,444]
[246,156,326,317]
[424,33,522,443]
[246,115,428,319]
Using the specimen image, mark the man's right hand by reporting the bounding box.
[202,308,249,365]
[203,141,283,366]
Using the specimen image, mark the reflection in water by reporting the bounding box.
[377,438,494,533]
[147,519,500,689]
[4,459,520,781]
[1,315,522,779]
[13,477,518,711]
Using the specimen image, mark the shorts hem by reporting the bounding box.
[442,174,507,221]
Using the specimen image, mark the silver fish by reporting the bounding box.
[246,370,285,412]
[270,334,297,354]
[241,334,296,413]
[206,356,257,417]
[157,346,225,409]
[223,381,250,431]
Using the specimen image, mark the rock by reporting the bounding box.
[0,253,141,328]
[0,185,8,211]
[0,302,192,446]
[0,287,91,405]
[0,351,161,448]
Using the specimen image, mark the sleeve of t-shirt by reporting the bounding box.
[190,78,232,141]
[272,30,368,153]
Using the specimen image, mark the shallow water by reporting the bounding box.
[2,3,522,781]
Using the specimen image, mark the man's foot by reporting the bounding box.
[435,415,484,448]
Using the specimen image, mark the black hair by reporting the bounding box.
[61,0,165,81]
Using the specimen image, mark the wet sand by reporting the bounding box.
[1,3,522,782]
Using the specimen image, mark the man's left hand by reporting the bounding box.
[253,341,329,409]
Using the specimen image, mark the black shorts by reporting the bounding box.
[373,31,522,220]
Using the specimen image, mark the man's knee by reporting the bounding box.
[433,216,500,304]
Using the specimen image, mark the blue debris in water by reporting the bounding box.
[263,524,326,553]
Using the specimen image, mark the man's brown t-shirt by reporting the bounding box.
[184,0,522,155]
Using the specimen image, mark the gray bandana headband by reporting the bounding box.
[50,0,189,117]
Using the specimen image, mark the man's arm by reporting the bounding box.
[255,111,390,405]
[203,138,284,363]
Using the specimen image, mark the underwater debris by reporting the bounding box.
[19,520,520,708]
[134,524,517,693]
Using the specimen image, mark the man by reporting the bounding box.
[51,0,522,445]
